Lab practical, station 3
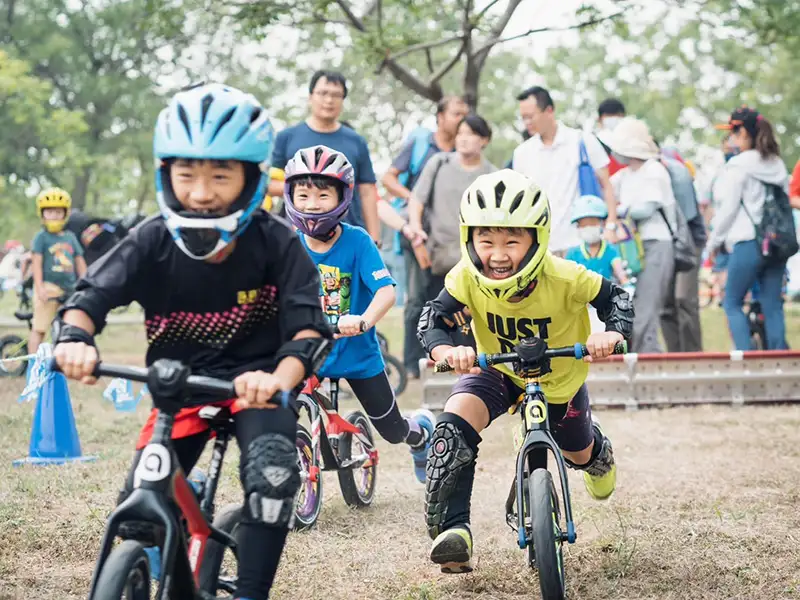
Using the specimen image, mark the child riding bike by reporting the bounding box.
[52,83,332,600]
[284,145,435,483]
[416,169,634,573]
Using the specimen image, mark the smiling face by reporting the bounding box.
[169,159,246,215]
[291,180,340,214]
[472,227,534,280]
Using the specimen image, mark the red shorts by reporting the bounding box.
[135,398,243,450]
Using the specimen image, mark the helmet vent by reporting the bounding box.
[532,190,542,205]
[494,181,506,208]
[509,191,525,214]
[475,190,486,209]
[177,104,192,142]
[210,107,236,145]
[200,94,214,129]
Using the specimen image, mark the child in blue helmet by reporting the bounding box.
[283,145,435,483]
[566,195,631,285]
[52,83,332,600]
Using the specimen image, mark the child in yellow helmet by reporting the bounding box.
[417,169,635,573]
[30,187,87,352]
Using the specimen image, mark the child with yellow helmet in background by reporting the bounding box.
[30,187,86,352]
[416,169,635,573]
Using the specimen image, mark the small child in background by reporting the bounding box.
[566,195,631,333]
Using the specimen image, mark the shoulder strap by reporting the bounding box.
[658,207,675,239]
[426,153,449,211]
[409,130,434,176]
[579,138,590,166]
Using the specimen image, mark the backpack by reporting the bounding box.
[660,155,707,249]
[741,182,799,265]
[391,127,436,254]
[615,217,645,276]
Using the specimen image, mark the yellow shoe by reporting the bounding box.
[429,525,473,573]
[583,462,616,500]
[582,422,616,500]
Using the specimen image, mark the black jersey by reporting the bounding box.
[70,212,330,383]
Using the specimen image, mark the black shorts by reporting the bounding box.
[450,368,594,452]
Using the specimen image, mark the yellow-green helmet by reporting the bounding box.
[36,187,72,233]
[459,169,551,302]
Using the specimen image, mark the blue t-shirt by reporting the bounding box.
[272,122,377,229]
[565,241,621,281]
[300,224,394,379]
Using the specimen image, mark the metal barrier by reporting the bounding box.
[419,350,800,412]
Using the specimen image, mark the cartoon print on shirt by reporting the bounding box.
[319,264,351,325]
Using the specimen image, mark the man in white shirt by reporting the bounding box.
[512,86,619,254]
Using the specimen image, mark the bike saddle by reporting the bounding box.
[14,310,32,321]
[198,405,233,430]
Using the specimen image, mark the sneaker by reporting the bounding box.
[582,421,617,501]
[408,409,436,484]
[430,525,473,573]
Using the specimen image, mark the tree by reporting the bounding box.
[212,0,632,108]
[0,0,191,212]
[0,50,87,242]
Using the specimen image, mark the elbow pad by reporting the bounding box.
[594,281,635,340]
[417,303,457,356]
[275,337,332,378]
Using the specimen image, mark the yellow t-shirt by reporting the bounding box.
[445,254,602,404]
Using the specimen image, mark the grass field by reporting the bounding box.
[1,306,800,599]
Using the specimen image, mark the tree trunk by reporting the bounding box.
[462,33,480,110]
[71,166,92,211]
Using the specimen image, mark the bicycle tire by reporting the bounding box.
[90,540,151,600]
[197,503,242,597]
[529,469,566,600]
[294,424,323,530]
[337,411,377,508]
[0,334,28,377]
[383,352,408,397]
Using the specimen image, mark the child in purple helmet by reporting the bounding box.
[285,145,435,482]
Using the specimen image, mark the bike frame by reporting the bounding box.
[508,378,576,550]
[298,375,378,483]
[88,410,237,600]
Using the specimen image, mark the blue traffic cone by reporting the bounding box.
[13,370,97,466]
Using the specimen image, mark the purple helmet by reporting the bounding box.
[284,145,355,240]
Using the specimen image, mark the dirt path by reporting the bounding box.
[1,376,799,599]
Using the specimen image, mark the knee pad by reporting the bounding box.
[425,420,476,539]
[241,433,301,528]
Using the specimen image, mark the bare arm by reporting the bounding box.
[611,259,629,284]
[409,197,425,232]
[596,167,618,223]
[359,183,381,243]
[32,254,45,299]
[377,198,408,232]
[381,166,412,201]
[361,285,396,329]
[63,308,96,335]
[791,196,800,210]
[75,255,87,278]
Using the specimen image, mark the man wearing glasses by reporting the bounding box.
[269,70,381,244]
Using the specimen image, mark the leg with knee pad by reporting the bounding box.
[241,433,301,528]
[425,414,480,539]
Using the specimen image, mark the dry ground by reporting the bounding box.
[2,313,800,599]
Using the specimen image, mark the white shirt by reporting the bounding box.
[512,122,609,252]
[611,159,676,242]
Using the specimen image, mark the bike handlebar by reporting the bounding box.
[332,320,369,335]
[433,341,628,373]
[49,360,293,409]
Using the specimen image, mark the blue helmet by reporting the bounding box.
[571,194,608,223]
[153,83,275,260]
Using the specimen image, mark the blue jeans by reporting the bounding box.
[722,240,788,350]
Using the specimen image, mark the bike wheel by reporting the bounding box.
[294,424,322,530]
[0,334,28,377]
[529,469,565,600]
[337,411,377,508]
[90,540,151,600]
[383,352,408,397]
[198,503,242,597]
